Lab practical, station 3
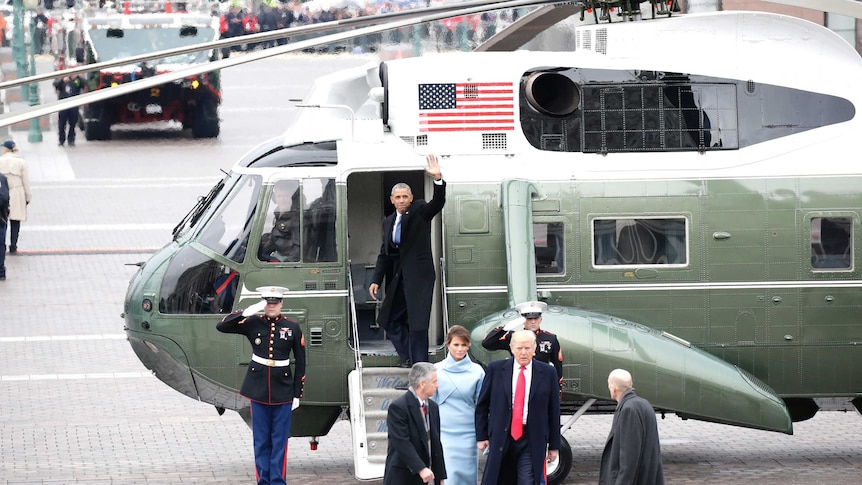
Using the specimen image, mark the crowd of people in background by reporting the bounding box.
[214,0,519,54]
[2,0,519,59]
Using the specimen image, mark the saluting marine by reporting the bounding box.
[217,286,306,485]
[482,301,563,393]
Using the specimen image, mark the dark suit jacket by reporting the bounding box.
[216,312,306,404]
[599,388,665,485]
[383,390,446,485]
[371,180,445,332]
[475,358,561,485]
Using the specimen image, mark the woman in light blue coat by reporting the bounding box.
[432,325,486,485]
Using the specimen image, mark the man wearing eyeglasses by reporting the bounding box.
[482,301,563,394]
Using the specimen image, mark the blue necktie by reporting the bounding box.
[393,215,402,246]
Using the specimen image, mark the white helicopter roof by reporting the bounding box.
[269,10,861,183]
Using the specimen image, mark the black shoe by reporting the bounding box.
[398,360,412,368]
[68,141,75,147]
[58,142,64,147]
[9,247,16,254]
[0,275,5,280]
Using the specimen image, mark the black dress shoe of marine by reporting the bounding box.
[398,359,412,368]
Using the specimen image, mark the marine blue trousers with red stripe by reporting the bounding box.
[250,400,293,485]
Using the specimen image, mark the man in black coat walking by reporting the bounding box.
[383,362,446,485]
[369,154,445,366]
[476,330,560,485]
[599,369,664,485]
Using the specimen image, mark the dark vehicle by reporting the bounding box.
[79,12,221,140]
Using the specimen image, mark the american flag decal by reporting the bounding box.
[418,82,515,132]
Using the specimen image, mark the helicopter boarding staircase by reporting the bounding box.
[344,179,595,481]
[346,263,410,480]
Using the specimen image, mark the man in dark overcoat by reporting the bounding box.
[476,330,561,485]
[383,362,447,485]
[217,286,306,485]
[599,369,665,485]
[369,154,445,366]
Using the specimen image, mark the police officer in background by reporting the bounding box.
[217,286,306,485]
[53,71,84,147]
[482,301,564,394]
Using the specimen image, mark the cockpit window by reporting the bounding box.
[304,178,338,262]
[159,245,237,314]
[198,175,261,264]
[259,180,301,262]
[258,178,338,263]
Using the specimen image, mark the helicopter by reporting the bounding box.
[4,1,862,483]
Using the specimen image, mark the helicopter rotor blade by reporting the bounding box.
[0,0,552,92]
[475,3,581,52]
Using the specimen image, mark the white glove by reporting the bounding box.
[503,317,525,332]
[292,398,300,411]
[242,300,267,317]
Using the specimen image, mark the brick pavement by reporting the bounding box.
[3,251,862,484]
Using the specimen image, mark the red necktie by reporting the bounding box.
[511,365,526,440]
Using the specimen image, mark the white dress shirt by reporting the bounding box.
[511,360,533,425]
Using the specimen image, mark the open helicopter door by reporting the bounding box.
[345,168,447,479]
[346,169,447,357]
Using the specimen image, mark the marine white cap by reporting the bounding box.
[515,300,547,317]
[256,286,290,302]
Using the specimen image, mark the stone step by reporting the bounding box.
[365,431,388,460]
[363,409,388,437]
[360,387,402,411]
[360,367,409,392]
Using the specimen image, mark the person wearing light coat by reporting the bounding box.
[0,141,31,254]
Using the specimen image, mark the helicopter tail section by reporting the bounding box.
[471,308,793,435]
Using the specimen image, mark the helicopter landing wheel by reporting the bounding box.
[546,435,573,484]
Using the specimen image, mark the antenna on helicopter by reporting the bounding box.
[295,104,357,141]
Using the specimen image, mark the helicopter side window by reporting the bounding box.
[198,175,261,264]
[811,217,852,271]
[534,222,564,274]
[593,217,688,267]
[258,178,338,264]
